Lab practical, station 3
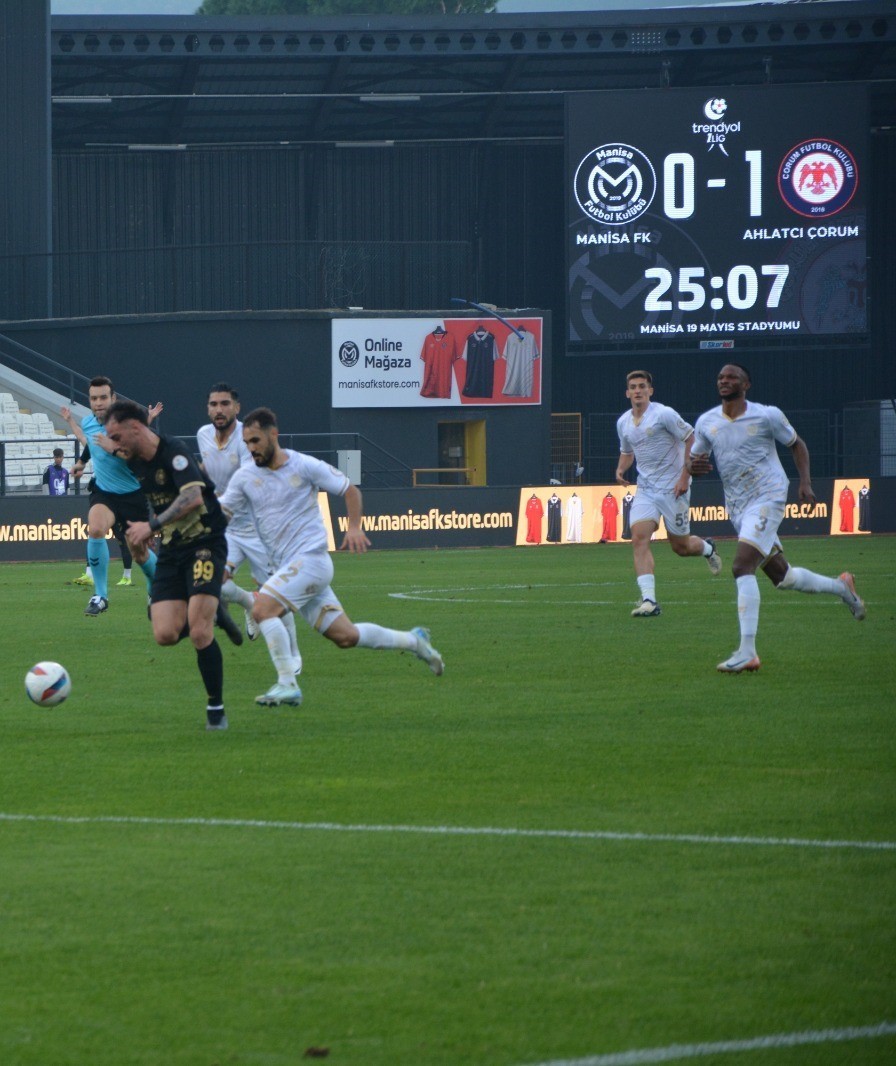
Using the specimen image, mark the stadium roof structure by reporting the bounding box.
[50,1,895,151]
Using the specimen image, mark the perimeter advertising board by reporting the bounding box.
[0,479,885,560]
[514,480,862,545]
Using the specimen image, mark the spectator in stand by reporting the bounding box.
[43,448,70,496]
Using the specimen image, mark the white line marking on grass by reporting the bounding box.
[1,813,894,851]
[518,1021,896,1066]
[389,581,625,605]
[392,594,620,605]
[387,585,863,608]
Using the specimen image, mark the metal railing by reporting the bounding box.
[412,467,474,487]
[0,333,90,406]
[0,438,86,497]
[0,430,413,497]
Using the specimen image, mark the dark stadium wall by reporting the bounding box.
[1,1,52,320]
[330,402,550,490]
[3,310,551,487]
[45,133,895,423]
[3,313,334,438]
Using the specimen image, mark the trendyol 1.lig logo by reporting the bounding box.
[573,143,656,226]
[692,97,741,156]
[778,139,858,218]
[704,97,727,121]
[338,340,360,367]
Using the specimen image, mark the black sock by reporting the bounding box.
[196,639,224,706]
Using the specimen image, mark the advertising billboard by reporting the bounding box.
[332,316,543,408]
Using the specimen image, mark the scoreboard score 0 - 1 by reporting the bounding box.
[566,84,868,347]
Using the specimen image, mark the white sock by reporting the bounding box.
[259,617,296,685]
[701,540,713,557]
[122,568,131,579]
[282,610,299,656]
[355,622,417,652]
[636,574,657,603]
[735,574,760,657]
[778,565,842,596]
[221,578,255,610]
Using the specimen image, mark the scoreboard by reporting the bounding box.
[566,85,868,348]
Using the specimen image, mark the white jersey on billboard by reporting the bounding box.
[501,329,539,398]
[617,401,693,495]
[218,449,350,566]
[691,401,797,513]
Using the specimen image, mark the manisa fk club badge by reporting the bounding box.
[573,143,657,226]
[777,138,858,219]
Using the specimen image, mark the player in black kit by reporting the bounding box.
[102,399,235,730]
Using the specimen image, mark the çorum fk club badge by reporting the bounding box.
[778,139,858,218]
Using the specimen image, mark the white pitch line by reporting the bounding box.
[391,595,620,605]
[396,582,623,593]
[388,588,865,608]
[389,581,625,604]
[518,1021,896,1066]
[0,813,894,851]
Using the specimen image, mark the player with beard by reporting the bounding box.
[103,399,233,730]
[61,377,159,617]
[218,407,443,707]
[197,383,303,682]
[689,364,865,673]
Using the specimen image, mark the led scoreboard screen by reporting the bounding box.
[566,84,868,347]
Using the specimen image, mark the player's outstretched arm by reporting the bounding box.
[674,436,695,498]
[60,406,88,446]
[128,485,203,546]
[339,484,371,554]
[615,452,634,486]
[789,436,816,503]
[91,431,118,455]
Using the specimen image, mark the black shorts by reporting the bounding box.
[151,536,227,605]
[89,486,151,529]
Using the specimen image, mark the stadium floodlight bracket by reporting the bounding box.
[450,298,524,340]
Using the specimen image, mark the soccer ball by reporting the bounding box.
[25,661,72,707]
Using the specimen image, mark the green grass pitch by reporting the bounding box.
[0,537,894,1065]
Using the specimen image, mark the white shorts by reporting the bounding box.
[729,498,785,559]
[226,528,272,587]
[261,551,344,634]
[630,485,691,538]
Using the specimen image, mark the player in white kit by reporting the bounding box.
[197,384,303,684]
[218,406,444,707]
[689,364,865,673]
[616,370,721,617]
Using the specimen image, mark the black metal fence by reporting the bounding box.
[582,403,894,486]
[0,239,474,320]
